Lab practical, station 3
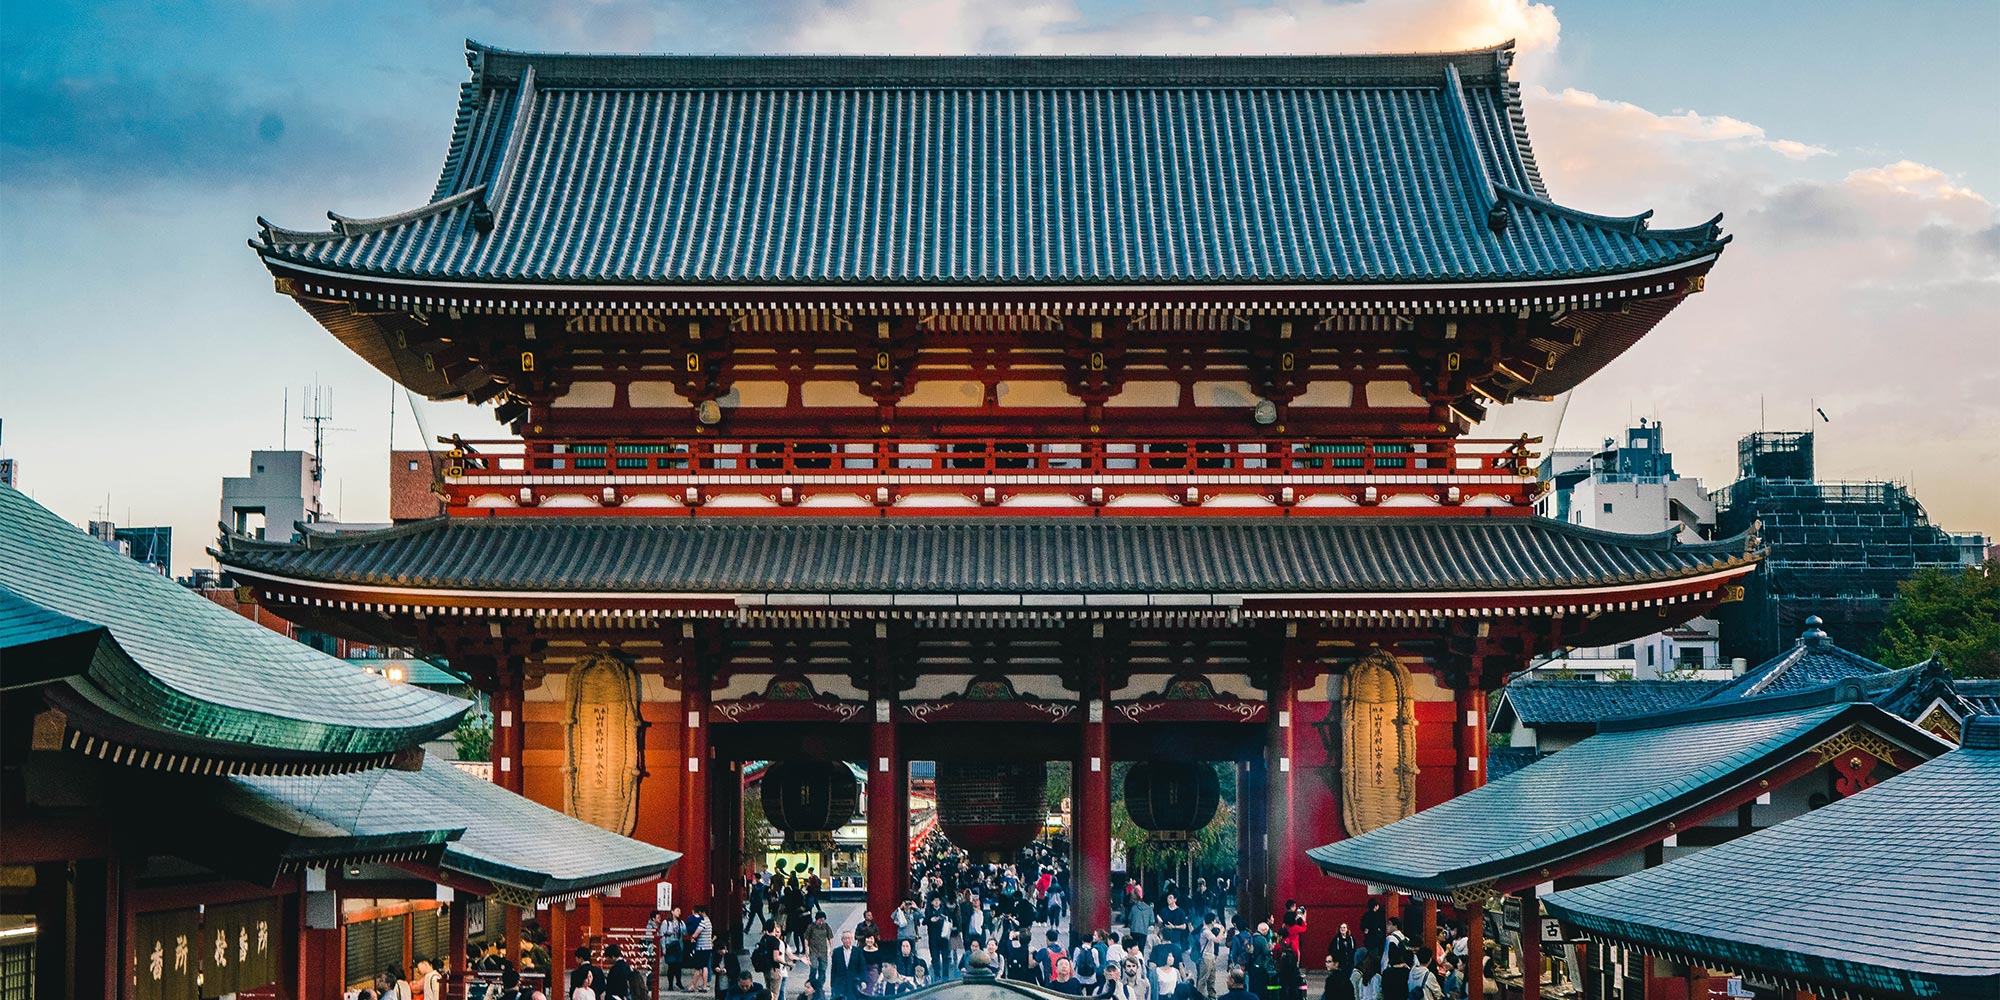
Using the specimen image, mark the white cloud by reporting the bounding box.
[779,0,1997,538]
[784,0,1562,65]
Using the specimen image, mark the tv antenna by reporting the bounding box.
[300,383,353,484]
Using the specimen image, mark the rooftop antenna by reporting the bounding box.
[282,387,288,450]
[300,382,353,484]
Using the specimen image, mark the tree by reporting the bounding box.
[452,712,493,762]
[1874,559,2000,678]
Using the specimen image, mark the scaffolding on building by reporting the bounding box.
[1715,432,1976,662]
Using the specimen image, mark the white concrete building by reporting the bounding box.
[220,450,322,541]
[1533,421,1730,681]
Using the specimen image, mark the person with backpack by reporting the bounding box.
[1071,932,1103,992]
[1404,954,1444,1000]
[753,928,785,1000]
[1032,929,1067,986]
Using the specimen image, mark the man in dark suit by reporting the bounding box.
[830,930,864,1000]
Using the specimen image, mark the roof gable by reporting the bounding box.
[229,756,680,901]
[1496,679,1728,728]
[1308,694,1948,893]
[254,42,1724,290]
[0,486,466,761]
[1543,724,2000,998]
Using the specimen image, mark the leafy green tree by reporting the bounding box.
[452,712,493,762]
[1874,560,2000,678]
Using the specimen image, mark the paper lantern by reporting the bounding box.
[937,761,1046,858]
[1124,762,1221,838]
[762,761,861,847]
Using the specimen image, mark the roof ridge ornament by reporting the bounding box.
[474,63,539,236]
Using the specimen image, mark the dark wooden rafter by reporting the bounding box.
[852,315,923,416]
[1060,315,1131,419]
[674,315,735,403]
[1246,315,1317,411]
[412,619,541,691]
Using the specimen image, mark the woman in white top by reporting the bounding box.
[1154,954,1181,1000]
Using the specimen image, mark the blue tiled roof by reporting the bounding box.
[1961,680,2000,717]
[254,42,1724,288]
[1484,746,1544,782]
[228,755,680,899]
[1701,627,1894,701]
[1544,718,2000,999]
[1307,692,1946,893]
[1496,679,1727,728]
[0,485,466,759]
[217,516,1759,595]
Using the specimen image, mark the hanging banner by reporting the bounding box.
[134,908,200,1000]
[203,898,280,997]
[567,653,645,835]
[1340,648,1418,836]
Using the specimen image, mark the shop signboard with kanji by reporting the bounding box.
[202,898,280,996]
[134,908,200,1000]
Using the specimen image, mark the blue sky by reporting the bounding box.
[3,0,1995,573]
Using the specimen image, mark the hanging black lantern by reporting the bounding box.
[762,761,861,847]
[936,761,1047,859]
[1124,762,1221,840]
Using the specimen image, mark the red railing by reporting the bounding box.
[441,436,1537,479]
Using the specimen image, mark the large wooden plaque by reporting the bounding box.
[565,653,645,835]
[1341,648,1418,836]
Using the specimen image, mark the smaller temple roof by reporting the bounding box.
[1543,716,2000,1000]
[1701,617,1899,700]
[1698,617,1984,734]
[1961,680,2000,716]
[224,756,681,904]
[0,486,467,769]
[1493,678,1727,730]
[1307,687,1948,895]
[218,515,1756,599]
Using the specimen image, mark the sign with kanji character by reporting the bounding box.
[203,898,280,996]
[134,908,199,1000]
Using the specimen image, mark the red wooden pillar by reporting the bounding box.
[1074,697,1112,938]
[503,906,524,971]
[548,904,570,989]
[1266,675,1299,926]
[1465,905,1485,1000]
[712,762,745,954]
[1519,888,1541,1000]
[681,662,713,908]
[1455,682,1487,795]
[866,702,906,922]
[448,898,470,989]
[494,662,526,794]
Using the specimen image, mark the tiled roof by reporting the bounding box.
[253,42,1724,289]
[1961,680,2000,716]
[227,755,680,900]
[1306,692,1945,893]
[1496,679,1727,728]
[1484,746,1544,782]
[1700,620,1894,701]
[1543,717,2000,999]
[217,516,1757,595]
[0,486,466,759]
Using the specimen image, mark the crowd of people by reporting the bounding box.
[1320,900,1490,1000]
[449,842,1493,1000]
